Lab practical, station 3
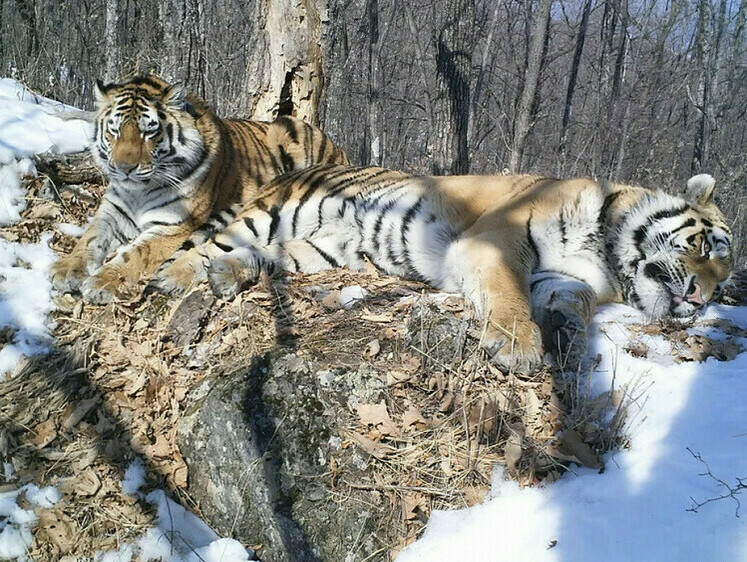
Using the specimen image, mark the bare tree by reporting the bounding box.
[508,0,552,173]
[431,0,475,175]
[557,0,592,174]
[104,0,119,82]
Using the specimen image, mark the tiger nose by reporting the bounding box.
[116,162,138,174]
[685,282,706,308]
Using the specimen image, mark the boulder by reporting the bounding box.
[177,352,386,562]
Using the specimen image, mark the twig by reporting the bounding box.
[686,447,746,517]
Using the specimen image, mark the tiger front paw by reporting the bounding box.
[50,255,89,294]
[482,319,543,375]
[79,266,127,304]
[207,252,261,300]
[540,308,589,372]
[147,255,207,297]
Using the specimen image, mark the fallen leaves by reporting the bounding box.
[356,401,401,438]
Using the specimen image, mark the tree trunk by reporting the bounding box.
[557,0,592,173]
[362,0,383,166]
[691,0,710,174]
[403,2,435,152]
[244,0,327,124]
[508,0,552,173]
[431,0,475,175]
[104,0,119,82]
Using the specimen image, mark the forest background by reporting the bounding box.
[1,0,744,265]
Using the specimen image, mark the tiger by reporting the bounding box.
[50,75,350,304]
[149,166,733,373]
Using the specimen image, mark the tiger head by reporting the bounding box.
[624,174,733,320]
[92,75,208,186]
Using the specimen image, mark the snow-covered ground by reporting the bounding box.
[401,303,747,561]
[0,78,92,376]
[0,78,253,561]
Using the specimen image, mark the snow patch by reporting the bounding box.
[0,484,61,561]
[121,458,146,496]
[0,234,58,375]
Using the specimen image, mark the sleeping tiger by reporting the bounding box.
[149,166,733,373]
[50,75,349,303]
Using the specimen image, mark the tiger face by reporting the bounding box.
[92,76,205,186]
[628,175,732,320]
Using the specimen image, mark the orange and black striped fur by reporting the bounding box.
[51,75,349,303]
[150,166,733,373]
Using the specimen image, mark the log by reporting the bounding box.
[34,151,105,186]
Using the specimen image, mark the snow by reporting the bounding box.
[121,458,146,496]
[0,484,61,561]
[340,285,367,308]
[0,78,91,376]
[92,460,254,561]
[0,78,92,165]
[54,222,86,237]
[0,234,59,375]
[399,303,747,562]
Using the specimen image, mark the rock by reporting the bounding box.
[177,352,384,562]
[167,290,216,348]
[406,302,471,367]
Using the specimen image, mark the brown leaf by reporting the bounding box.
[356,402,400,437]
[345,431,394,460]
[321,290,342,310]
[363,339,381,359]
[386,370,411,386]
[504,433,523,477]
[36,508,77,554]
[401,354,422,374]
[30,201,60,220]
[438,391,454,413]
[624,341,649,358]
[402,492,427,521]
[75,468,102,497]
[401,405,428,432]
[32,418,58,449]
[172,459,188,488]
[62,397,100,430]
[558,430,603,469]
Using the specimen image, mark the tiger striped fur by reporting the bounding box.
[151,166,733,373]
[50,75,349,303]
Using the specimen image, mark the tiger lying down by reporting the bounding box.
[51,75,349,304]
[147,166,732,373]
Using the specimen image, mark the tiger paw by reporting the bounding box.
[50,255,88,294]
[482,320,543,375]
[541,308,589,372]
[148,255,207,297]
[207,252,261,300]
[80,266,127,304]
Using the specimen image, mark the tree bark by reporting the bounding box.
[104,0,119,82]
[508,0,552,173]
[557,0,592,172]
[244,0,327,124]
[691,0,710,174]
[431,0,475,175]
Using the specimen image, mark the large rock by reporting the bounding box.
[177,351,387,562]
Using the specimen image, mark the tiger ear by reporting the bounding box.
[162,83,186,108]
[94,79,113,107]
[686,174,716,207]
